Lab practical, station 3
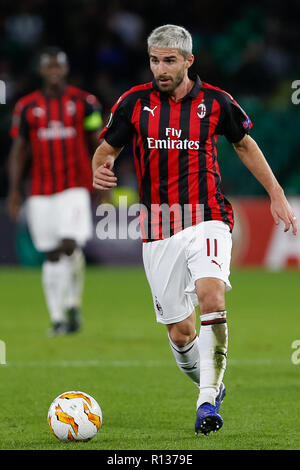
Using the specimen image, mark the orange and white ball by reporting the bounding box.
[47,391,102,441]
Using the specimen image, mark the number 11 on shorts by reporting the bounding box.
[206,238,217,257]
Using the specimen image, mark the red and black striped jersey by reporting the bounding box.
[99,76,252,242]
[10,86,102,196]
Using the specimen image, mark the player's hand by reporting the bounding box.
[270,191,297,235]
[93,159,117,190]
[6,190,22,220]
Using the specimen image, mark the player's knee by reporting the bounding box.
[197,290,225,315]
[196,279,226,314]
[61,239,77,256]
[199,293,225,314]
[168,322,196,348]
[46,249,61,262]
[170,332,193,348]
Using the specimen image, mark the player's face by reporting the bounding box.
[149,47,193,94]
[40,56,68,86]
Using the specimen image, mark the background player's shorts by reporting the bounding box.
[142,220,232,325]
[26,187,93,252]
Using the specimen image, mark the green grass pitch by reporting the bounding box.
[0,266,299,450]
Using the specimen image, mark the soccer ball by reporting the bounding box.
[47,391,102,441]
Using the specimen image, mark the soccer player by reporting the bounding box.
[7,47,103,336]
[92,25,297,435]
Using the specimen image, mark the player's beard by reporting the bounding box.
[155,68,185,94]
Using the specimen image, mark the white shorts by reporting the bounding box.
[26,187,93,252]
[142,221,232,325]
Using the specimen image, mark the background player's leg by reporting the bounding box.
[195,278,228,407]
[61,239,85,332]
[42,249,71,335]
[56,188,92,332]
[167,311,200,387]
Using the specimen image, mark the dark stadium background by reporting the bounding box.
[1,0,300,266]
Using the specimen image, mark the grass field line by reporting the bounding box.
[3,357,291,368]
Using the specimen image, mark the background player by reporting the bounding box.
[7,47,103,336]
[92,24,297,435]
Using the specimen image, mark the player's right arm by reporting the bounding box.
[92,90,136,190]
[7,135,29,220]
[92,87,137,190]
[92,140,123,190]
[7,98,31,220]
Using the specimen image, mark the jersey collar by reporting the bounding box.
[40,84,67,99]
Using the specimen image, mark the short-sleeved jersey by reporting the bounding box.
[10,86,102,195]
[99,76,252,241]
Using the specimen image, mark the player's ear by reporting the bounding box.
[186,54,194,69]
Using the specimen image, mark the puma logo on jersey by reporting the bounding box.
[143,105,157,117]
[211,259,223,270]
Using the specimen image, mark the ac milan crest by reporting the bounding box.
[197,102,206,119]
[155,296,163,315]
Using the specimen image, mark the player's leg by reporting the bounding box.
[196,278,227,408]
[60,238,85,332]
[186,220,232,434]
[42,248,72,335]
[57,187,93,332]
[167,310,200,387]
[26,195,71,335]
[142,229,200,386]
[194,278,227,435]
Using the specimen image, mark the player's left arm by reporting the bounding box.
[233,134,297,235]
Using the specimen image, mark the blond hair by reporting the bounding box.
[147,24,193,59]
